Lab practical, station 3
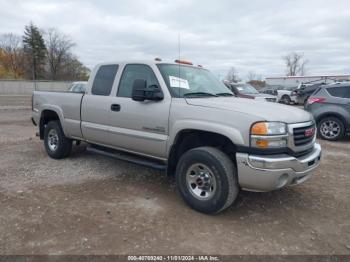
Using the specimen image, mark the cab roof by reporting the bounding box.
[95,59,200,67]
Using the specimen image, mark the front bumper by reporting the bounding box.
[236,143,322,192]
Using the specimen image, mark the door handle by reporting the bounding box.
[111,104,121,112]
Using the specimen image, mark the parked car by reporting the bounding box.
[68,81,87,93]
[295,83,326,105]
[276,86,298,104]
[32,59,321,214]
[305,83,350,140]
[259,85,281,96]
[225,83,277,102]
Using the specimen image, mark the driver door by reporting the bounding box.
[108,64,170,159]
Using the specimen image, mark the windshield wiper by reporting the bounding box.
[184,92,218,97]
[216,92,234,97]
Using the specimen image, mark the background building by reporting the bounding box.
[265,75,350,88]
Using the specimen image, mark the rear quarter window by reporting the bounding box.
[312,88,322,95]
[91,65,119,96]
[327,86,350,98]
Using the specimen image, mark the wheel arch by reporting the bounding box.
[316,112,348,127]
[167,129,238,176]
[39,108,65,139]
[281,94,291,100]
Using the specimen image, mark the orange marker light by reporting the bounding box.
[175,59,193,65]
[256,139,269,148]
[251,122,268,135]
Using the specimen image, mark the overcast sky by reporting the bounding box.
[1,0,349,79]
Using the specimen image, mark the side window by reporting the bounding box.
[118,64,159,98]
[327,86,350,98]
[343,87,350,99]
[91,65,118,96]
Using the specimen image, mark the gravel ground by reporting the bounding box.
[0,96,349,255]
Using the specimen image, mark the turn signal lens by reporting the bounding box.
[256,139,269,148]
[251,123,268,135]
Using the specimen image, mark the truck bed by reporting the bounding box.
[33,91,84,139]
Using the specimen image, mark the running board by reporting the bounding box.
[87,145,167,170]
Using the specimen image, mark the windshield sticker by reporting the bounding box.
[169,76,189,89]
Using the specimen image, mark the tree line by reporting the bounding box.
[0,22,90,81]
[225,52,308,88]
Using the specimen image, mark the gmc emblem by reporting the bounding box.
[305,128,315,137]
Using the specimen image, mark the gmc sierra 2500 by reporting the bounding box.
[32,59,322,214]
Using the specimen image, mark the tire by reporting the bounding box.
[317,116,345,141]
[175,147,239,214]
[44,120,72,159]
[280,95,291,105]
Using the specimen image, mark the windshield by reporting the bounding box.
[157,64,232,98]
[233,84,259,94]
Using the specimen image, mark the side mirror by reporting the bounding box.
[132,79,163,101]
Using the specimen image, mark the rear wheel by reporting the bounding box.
[176,147,239,214]
[44,121,72,159]
[318,117,345,141]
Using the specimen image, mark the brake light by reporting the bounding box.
[307,97,325,105]
[174,59,193,65]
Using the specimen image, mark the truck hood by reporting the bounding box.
[185,97,312,123]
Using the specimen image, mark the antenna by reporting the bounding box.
[178,33,181,98]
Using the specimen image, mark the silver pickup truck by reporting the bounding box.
[32,59,322,214]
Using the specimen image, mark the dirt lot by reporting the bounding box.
[0,95,349,255]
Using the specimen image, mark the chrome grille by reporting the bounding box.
[293,123,315,146]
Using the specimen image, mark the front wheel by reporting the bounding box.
[44,120,72,159]
[280,95,291,104]
[318,117,345,141]
[176,147,239,214]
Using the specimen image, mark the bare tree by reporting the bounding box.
[45,28,75,80]
[246,71,262,81]
[225,67,240,83]
[283,52,308,76]
[0,33,25,78]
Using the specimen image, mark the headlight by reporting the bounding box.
[250,122,288,148]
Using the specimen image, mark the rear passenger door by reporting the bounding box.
[108,64,170,159]
[327,85,350,122]
[81,64,119,145]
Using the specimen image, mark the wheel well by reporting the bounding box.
[39,110,60,139]
[167,130,236,176]
[316,113,347,127]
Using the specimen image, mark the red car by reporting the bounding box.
[225,82,277,102]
